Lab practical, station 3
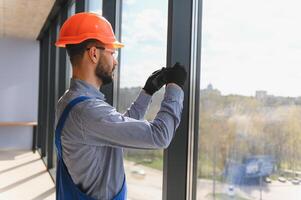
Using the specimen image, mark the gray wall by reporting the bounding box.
[0,37,39,150]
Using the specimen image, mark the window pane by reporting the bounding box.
[198,0,301,199]
[52,20,61,172]
[118,0,168,199]
[87,0,102,14]
[68,1,75,16]
[66,1,75,88]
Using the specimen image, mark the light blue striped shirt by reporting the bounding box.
[55,78,184,200]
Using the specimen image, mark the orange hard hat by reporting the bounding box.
[55,12,124,49]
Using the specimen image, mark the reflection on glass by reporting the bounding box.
[68,1,75,16]
[66,2,75,88]
[87,0,102,15]
[198,0,301,199]
[52,20,61,172]
[118,0,168,199]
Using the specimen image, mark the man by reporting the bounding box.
[55,12,187,200]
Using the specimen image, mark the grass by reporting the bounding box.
[125,155,225,177]
[125,156,163,171]
[143,158,163,170]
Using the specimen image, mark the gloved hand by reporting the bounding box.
[165,62,187,89]
[143,67,167,95]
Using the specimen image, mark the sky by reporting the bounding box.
[201,0,301,97]
[119,0,168,89]
[89,0,168,89]
[91,0,301,97]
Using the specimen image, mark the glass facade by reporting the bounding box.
[87,0,102,14]
[51,18,61,174]
[197,0,301,199]
[65,1,75,89]
[37,0,201,199]
[68,1,75,16]
[118,0,168,199]
[34,0,301,199]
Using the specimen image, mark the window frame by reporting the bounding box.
[36,0,202,199]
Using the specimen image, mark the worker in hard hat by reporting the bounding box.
[54,12,187,200]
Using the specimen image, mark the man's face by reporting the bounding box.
[94,48,117,85]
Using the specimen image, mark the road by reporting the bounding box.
[125,160,301,200]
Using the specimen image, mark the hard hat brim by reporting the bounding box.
[55,33,124,49]
[55,39,124,49]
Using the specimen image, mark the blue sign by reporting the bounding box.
[243,155,275,177]
[224,155,276,185]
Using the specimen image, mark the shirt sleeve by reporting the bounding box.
[79,84,184,149]
[122,90,152,120]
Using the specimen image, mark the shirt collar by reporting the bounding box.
[69,78,105,100]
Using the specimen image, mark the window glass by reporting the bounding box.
[52,20,61,173]
[87,0,102,14]
[118,0,168,199]
[66,1,75,88]
[198,0,301,199]
[69,1,75,16]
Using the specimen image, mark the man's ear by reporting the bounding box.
[87,47,98,64]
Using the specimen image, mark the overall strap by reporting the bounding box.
[55,96,91,159]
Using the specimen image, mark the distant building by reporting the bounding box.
[207,83,213,90]
[201,84,221,96]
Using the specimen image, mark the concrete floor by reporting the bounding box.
[0,150,55,200]
[0,149,163,200]
[0,150,166,200]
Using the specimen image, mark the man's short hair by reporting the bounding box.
[66,39,100,66]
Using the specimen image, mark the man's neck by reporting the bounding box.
[72,75,102,90]
[72,63,103,89]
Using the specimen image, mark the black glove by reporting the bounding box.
[143,67,167,95]
[165,62,187,89]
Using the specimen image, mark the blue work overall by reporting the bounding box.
[55,96,127,200]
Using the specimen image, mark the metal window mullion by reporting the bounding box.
[37,40,44,152]
[50,16,61,176]
[186,0,202,199]
[163,0,201,199]
[75,0,86,13]
[101,0,122,107]
[44,29,51,165]
[40,33,50,158]
[47,21,58,169]
[113,0,122,109]
[101,0,115,106]
[58,5,68,98]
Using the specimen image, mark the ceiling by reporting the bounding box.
[0,0,55,40]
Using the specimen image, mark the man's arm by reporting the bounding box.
[79,84,184,149]
[122,90,152,120]
[122,67,166,120]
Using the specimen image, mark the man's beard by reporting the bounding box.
[95,60,113,86]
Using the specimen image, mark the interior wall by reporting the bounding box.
[0,37,39,150]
